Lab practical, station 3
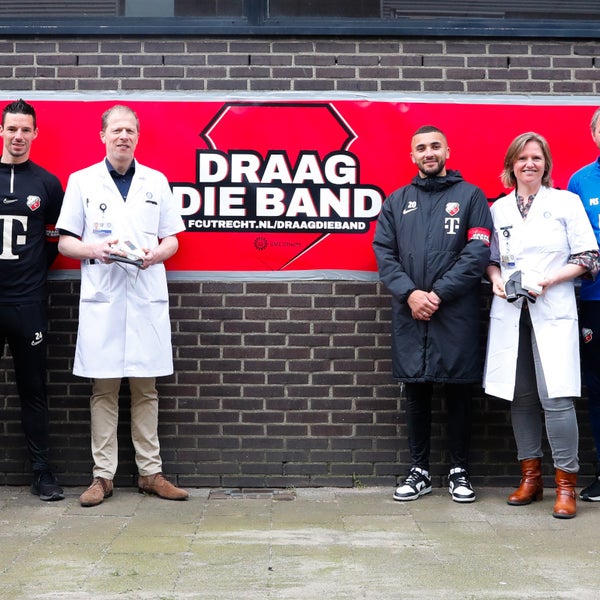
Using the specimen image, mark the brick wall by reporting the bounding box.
[2,38,600,94]
[1,35,599,489]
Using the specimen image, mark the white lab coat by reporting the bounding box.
[56,161,185,378]
[483,186,598,401]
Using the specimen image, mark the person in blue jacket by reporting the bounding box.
[568,106,600,502]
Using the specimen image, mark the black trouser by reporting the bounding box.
[0,302,50,473]
[579,301,600,467]
[404,382,472,472]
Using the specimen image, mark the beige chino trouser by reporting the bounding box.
[90,377,162,480]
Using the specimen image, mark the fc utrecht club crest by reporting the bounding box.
[26,195,41,211]
[445,202,460,216]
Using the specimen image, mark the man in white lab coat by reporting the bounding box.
[56,105,188,506]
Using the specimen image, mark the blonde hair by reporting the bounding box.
[101,105,140,133]
[591,107,600,131]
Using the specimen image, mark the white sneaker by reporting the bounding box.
[393,467,432,501]
[448,467,476,503]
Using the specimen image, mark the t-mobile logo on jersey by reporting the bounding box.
[0,215,28,258]
[444,217,460,235]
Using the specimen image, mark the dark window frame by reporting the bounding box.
[0,0,598,39]
[1,17,599,38]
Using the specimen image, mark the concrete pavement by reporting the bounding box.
[0,484,597,599]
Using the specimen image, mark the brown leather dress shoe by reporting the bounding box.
[138,473,189,501]
[80,477,113,507]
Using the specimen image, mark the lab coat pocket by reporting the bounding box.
[135,267,169,303]
[140,200,160,235]
[80,263,112,302]
[544,291,577,321]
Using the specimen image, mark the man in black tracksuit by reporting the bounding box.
[373,125,492,503]
[0,99,64,501]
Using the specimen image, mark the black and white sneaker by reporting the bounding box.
[393,467,432,501]
[580,474,600,501]
[31,471,64,502]
[448,467,476,503]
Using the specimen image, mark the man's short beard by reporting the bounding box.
[419,161,445,177]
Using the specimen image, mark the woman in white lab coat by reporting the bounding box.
[484,132,598,519]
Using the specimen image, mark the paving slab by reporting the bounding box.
[0,485,597,599]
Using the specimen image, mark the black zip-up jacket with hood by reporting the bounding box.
[373,170,492,383]
[0,159,63,303]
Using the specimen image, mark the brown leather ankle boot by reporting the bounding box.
[553,469,577,519]
[507,458,543,505]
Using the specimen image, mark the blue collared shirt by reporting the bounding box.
[105,158,135,200]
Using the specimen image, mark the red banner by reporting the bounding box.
[8,97,598,277]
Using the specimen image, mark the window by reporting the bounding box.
[1,0,598,36]
[382,0,600,20]
[174,1,245,17]
[268,1,378,19]
[0,0,119,16]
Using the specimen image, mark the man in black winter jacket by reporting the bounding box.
[0,99,64,501]
[373,125,492,504]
